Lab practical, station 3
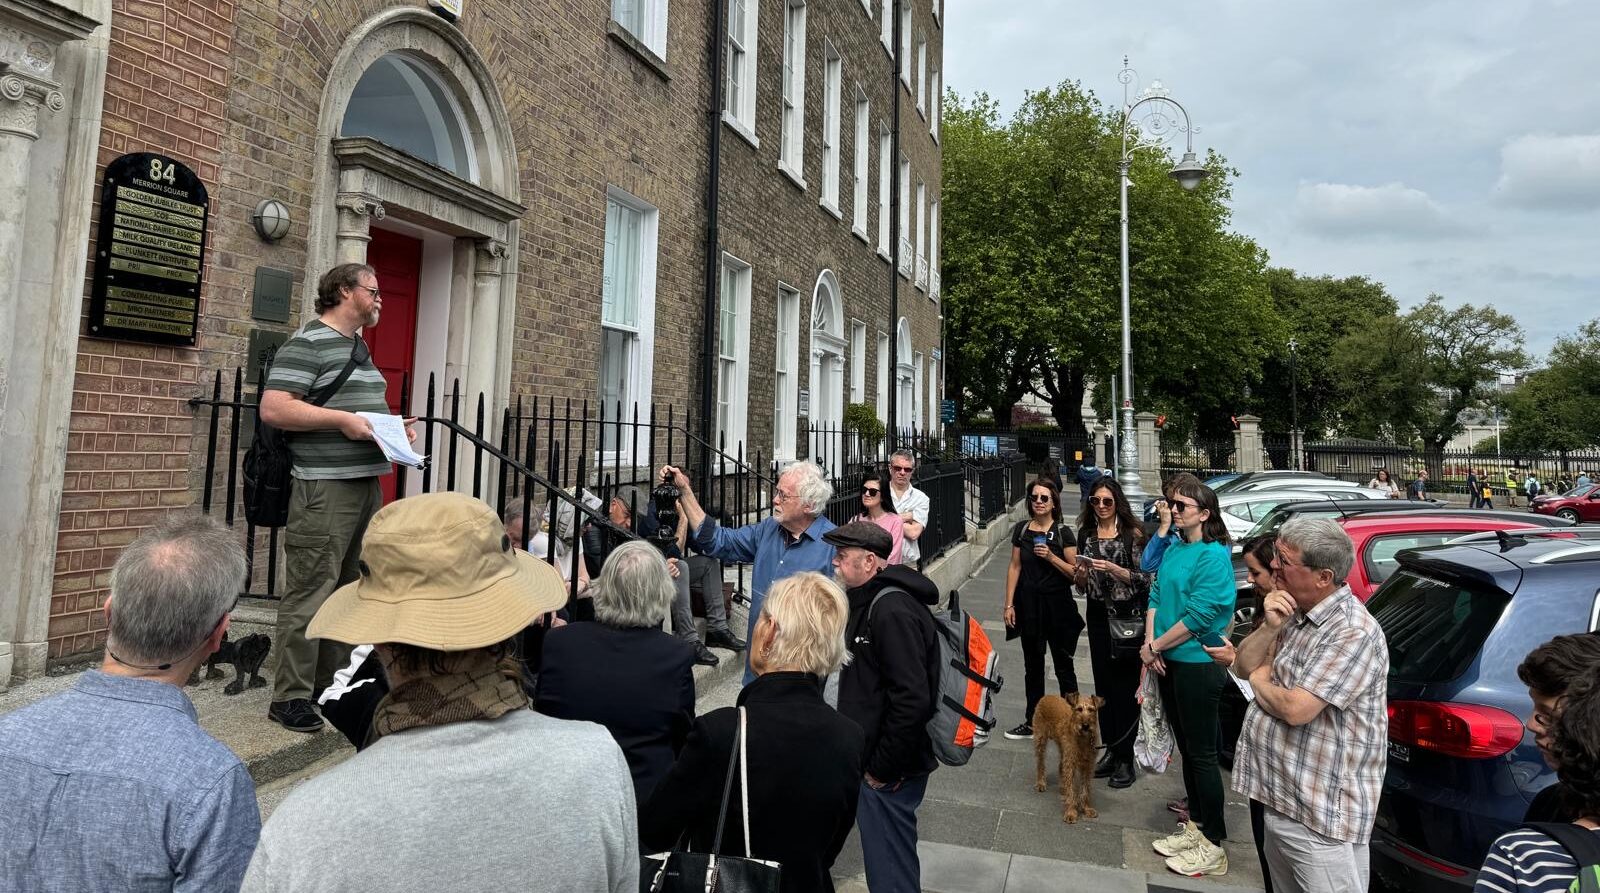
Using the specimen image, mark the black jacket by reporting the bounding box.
[640,672,865,893]
[535,622,696,807]
[838,564,941,784]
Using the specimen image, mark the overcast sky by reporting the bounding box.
[942,0,1599,356]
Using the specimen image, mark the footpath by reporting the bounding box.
[695,493,1267,893]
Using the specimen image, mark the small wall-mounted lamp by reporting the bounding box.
[251,198,290,242]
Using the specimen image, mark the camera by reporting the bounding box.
[648,474,682,555]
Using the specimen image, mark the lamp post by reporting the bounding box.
[1115,57,1209,498]
[1288,337,1300,470]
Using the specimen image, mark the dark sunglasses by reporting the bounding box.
[1168,498,1198,514]
[862,487,881,496]
[1029,493,1053,503]
[1088,496,1115,507]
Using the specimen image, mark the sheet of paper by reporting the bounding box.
[356,412,427,469]
[1231,674,1256,702]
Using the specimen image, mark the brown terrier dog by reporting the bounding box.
[1033,692,1105,823]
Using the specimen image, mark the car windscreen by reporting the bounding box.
[1243,505,1339,540]
[1367,571,1511,685]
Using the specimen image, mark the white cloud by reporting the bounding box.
[1494,134,1600,210]
[1294,182,1469,238]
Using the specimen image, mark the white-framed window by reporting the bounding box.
[876,330,890,422]
[899,0,911,85]
[916,32,927,114]
[896,319,913,431]
[915,178,926,261]
[599,188,658,461]
[929,69,941,140]
[774,285,800,461]
[853,88,870,238]
[898,155,911,277]
[932,0,941,25]
[717,254,753,454]
[724,0,759,142]
[929,198,940,299]
[913,351,924,432]
[928,356,940,428]
[877,123,891,254]
[612,0,669,59]
[880,0,892,53]
[820,41,842,213]
[850,320,867,404]
[780,0,808,181]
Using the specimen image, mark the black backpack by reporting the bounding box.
[1524,822,1600,893]
[242,342,361,528]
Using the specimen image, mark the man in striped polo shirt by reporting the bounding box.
[259,262,411,733]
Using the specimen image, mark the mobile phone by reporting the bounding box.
[1197,631,1227,648]
[1075,555,1095,569]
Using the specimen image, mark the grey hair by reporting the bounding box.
[1277,516,1355,583]
[891,449,916,465]
[760,572,852,677]
[592,540,675,628]
[501,496,524,524]
[782,460,834,516]
[107,514,246,665]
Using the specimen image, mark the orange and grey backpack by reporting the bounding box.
[921,590,1002,766]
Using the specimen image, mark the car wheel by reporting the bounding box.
[1559,508,1581,523]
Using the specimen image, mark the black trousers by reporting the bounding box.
[1085,599,1141,761]
[1250,798,1274,893]
[1019,591,1083,724]
[1158,659,1228,843]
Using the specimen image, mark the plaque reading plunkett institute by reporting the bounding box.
[88,153,210,346]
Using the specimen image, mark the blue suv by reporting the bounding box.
[1367,530,1600,892]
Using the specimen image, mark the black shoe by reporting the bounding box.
[693,645,720,667]
[1094,751,1118,778]
[1003,722,1033,740]
[268,698,324,733]
[1109,758,1136,789]
[705,628,746,652]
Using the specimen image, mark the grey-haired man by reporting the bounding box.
[0,516,261,892]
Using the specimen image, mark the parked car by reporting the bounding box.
[1217,489,1383,540]
[1226,476,1392,500]
[1529,482,1600,524]
[1336,513,1567,601]
[1211,469,1329,495]
[1368,531,1600,893]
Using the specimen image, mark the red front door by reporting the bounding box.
[363,227,423,503]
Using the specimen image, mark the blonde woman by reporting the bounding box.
[642,573,865,893]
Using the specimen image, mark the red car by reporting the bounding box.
[1336,513,1556,600]
[1530,483,1600,524]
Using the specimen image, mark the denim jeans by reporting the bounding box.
[856,774,929,893]
[669,554,729,645]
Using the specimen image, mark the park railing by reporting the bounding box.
[1304,440,1600,499]
[188,370,1019,600]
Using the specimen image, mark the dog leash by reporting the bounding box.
[1095,720,1139,753]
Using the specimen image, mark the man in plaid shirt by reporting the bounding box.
[1229,517,1389,893]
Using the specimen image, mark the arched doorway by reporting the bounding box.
[809,270,846,473]
[306,9,525,496]
[896,318,914,437]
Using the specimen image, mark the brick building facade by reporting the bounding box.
[0,0,942,681]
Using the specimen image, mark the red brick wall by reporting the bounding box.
[52,0,236,661]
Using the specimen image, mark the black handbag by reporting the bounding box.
[641,707,780,893]
[1105,604,1146,655]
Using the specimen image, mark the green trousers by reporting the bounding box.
[1159,658,1228,844]
[273,477,381,701]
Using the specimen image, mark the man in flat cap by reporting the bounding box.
[825,520,941,893]
[241,492,637,893]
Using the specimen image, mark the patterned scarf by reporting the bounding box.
[368,648,528,745]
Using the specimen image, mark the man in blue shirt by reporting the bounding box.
[0,515,261,891]
[662,460,838,683]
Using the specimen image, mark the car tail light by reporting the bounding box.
[1388,700,1524,759]
[1392,842,1470,877]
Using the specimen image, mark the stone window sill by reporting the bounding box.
[607,21,671,82]
[779,163,808,192]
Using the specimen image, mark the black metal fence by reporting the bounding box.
[1160,436,1238,480]
[1305,441,1600,499]
[189,370,1025,601]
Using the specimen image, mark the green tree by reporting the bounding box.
[1329,312,1432,442]
[1501,320,1600,450]
[1409,296,1528,454]
[941,82,1278,440]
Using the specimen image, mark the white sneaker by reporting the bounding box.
[1151,821,1204,857]
[1165,839,1229,877]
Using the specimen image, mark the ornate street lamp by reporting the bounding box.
[1288,337,1300,469]
[1115,57,1210,498]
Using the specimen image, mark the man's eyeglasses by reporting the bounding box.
[891,465,914,474]
[1088,496,1115,507]
[862,487,881,496]
[1029,493,1053,503]
[353,284,381,299]
[774,489,796,502]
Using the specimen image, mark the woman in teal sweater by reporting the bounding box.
[1141,480,1236,878]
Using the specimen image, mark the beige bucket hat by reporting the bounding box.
[310,492,568,649]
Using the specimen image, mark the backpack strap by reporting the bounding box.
[307,337,364,409]
[1526,822,1600,889]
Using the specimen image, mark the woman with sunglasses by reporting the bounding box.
[1003,478,1082,740]
[1141,472,1202,573]
[1143,480,1236,878]
[1073,477,1150,789]
[853,470,904,565]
